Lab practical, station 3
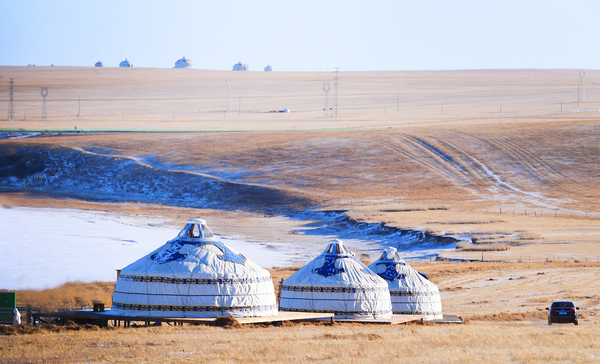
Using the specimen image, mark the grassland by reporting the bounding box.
[1,66,600,362]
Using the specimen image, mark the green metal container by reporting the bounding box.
[0,292,17,308]
[0,292,17,324]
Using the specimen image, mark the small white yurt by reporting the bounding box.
[119,59,133,67]
[279,239,392,320]
[368,248,442,320]
[233,61,247,71]
[95,61,104,67]
[174,56,193,68]
[110,219,277,318]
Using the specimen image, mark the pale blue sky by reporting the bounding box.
[1,0,598,71]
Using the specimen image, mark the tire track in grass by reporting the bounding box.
[461,131,572,187]
[436,131,583,209]
[367,136,469,186]
[400,134,496,187]
[399,134,524,194]
[496,133,573,182]
[431,138,523,194]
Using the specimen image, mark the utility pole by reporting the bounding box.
[323,82,330,117]
[226,78,232,114]
[8,78,15,120]
[333,68,340,117]
[578,69,586,106]
[41,87,48,120]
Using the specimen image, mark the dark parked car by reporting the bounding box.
[546,301,579,325]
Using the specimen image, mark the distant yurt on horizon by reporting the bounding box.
[264,65,272,72]
[110,219,278,318]
[94,61,104,67]
[233,61,247,71]
[279,239,392,320]
[174,56,193,68]
[119,59,133,67]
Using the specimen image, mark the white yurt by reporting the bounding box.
[279,239,392,319]
[110,219,278,318]
[95,61,104,67]
[233,61,247,71]
[368,248,442,320]
[119,59,133,67]
[174,56,193,68]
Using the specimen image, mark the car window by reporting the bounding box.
[552,302,574,308]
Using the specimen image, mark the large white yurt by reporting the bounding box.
[110,219,278,318]
[174,56,193,68]
[368,248,442,320]
[119,59,133,67]
[279,239,392,320]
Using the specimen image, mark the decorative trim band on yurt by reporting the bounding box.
[118,274,271,285]
[394,309,443,316]
[281,285,388,294]
[112,302,278,313]
[390,291,440,297]
[279,306,392,317]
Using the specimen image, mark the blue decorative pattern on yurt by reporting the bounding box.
[279,306,392,316]
[313,255,345,277]
[118,274,271,285]
[152,239,246,264]
[394,309,443,316]
[377,262,406,281]
[281,285,388,294]
[112,302,278,313]
[390,291,440,297]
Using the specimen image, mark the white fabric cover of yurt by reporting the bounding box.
[368,248,442,320]
[110,219,277,318]
[279,240,392,320]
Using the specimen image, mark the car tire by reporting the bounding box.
[574,320,578,325]
[548,319,552,326]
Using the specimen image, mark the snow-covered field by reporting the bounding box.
[0,205,458,290]
[0,206,290,290]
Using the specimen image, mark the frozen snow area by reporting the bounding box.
[0,206,289,290]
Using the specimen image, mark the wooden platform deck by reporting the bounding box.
[332,314,424,325]
[32,310,334,326]
[430,315,464,324]
[32,311,440,326]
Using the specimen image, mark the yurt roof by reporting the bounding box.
[110,219,277,318]
[279,239,392,319]
[368,247,442,320]
[174,56,193,68]
[119,59,133,67]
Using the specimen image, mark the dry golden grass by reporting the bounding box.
[9,281,115,311]
[455,242,509,251]
[1,320,599,363]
